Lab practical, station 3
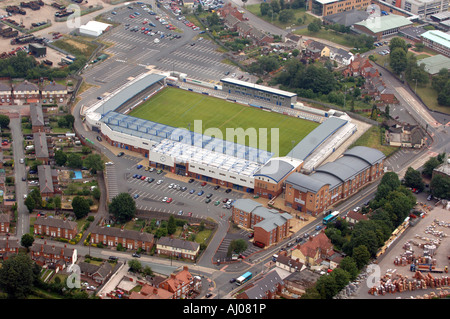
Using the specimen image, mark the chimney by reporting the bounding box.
[170,273,176,280]
[183,266,188,272]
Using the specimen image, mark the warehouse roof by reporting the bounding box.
[287,116,348,161]
[220,78,297,98]
[232,198,263,212]
[355,15,412,33]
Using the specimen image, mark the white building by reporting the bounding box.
[79,21,112,37]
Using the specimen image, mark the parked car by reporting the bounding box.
[197,190,204,196]
[132,253,141,258]
[133,194,139,199]
[206,193,213,198]
[225,188,232,193]
[117,152,125,157]
[188,178,195,183]
[166,198,173,203]
[201,182,207,186]
[137,164,143,169]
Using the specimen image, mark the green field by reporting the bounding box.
[128,87,319,156]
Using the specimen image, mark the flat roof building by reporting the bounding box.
[353,14,413,40]
[417,54,450,75]
[420,30,450,57]
[309,0,371,16]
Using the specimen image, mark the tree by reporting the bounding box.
[128,259,142,273]
[437,79,450,106]
[84,153,104,174]
[352,245,371,269]
[403,167,425,191]
[67,153,83,169]
[270,0,280,13]
[24,195,36,213]
[109,192,136,223]
[92,187,101,200]
[54,150,67,166]
[307,19,321,32]
[64,114,75,128]
[378,172,401,192]
[227,239,248,256]
[422,156,441,177]
[167,215,176,235]
[0,254,39,298]
[72,196,90,219]
[339,256,359,281]
[389,37,408,53]
[21,233,35,251]
[315,274,339,299]
[260,2,270,16]
[330,268,351,291]
[430,174,450,200]
[0,114,10,129]
[389,47,407,75]
[278,9,295,23]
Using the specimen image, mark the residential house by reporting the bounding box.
[384,119,426,148]
[34,132,50,164]
[284,33,303,49]
[34,216,78,240]
[345,210,369,226]
[275,254,305,273]
[90,225,154,252]
[291,232,336,270]
[30,242,76,271]
[30,103,45,133]
[282,269,320,298]
[0,238,19,260]
[12,80,40,104]
[41,82,68,103]
[156,236,200,261]
[0,83,12,105]
[236,269,284,299]
[79,261,113,284]
[232,198,293,247]
[217,3,244,21]
[223,14,241,31]
[0,213,10,234]
[305,40,330,59]
[158,266,195,299]
[129,283,175,299]
[329,47,354,66]
[38,165,58,197]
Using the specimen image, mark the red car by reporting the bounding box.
[166,198,173,203]
[129,14,135,18]
[140,176,146,180]
[201,182,207,186]
[187,212,192,217]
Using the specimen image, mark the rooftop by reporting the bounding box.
[220,78,297,98]
[287,116,348,161]
[421,30,450,48]
[418,54,450,75]
[355,14,412,33]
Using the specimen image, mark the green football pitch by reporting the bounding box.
[128,87,319,156]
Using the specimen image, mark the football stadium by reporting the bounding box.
[83,71,358,197]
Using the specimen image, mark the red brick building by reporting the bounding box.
[285,146,385,216]
[0,83,12,105]
[0,213,10,234]
[232,198,293,247]
[90,225,154,252]
[0,238,19,260]
[34,216,78,240]
[30,242,76,271]
[236,270,284,299]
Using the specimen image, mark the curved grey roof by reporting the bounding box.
[286,172,329,193]
[315,161,357,182]
[254,159,295,183]
[343,146,385,165]
[310,172,342,190]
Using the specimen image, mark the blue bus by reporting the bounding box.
[323,211,339,225]
[236,272,252,285]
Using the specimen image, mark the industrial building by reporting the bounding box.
[420,30,450,57]
[352,14,413,40]
[28,43,46,57]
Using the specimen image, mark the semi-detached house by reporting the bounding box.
[90,225,154,252]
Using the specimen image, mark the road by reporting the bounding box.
[10,116,29,239]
